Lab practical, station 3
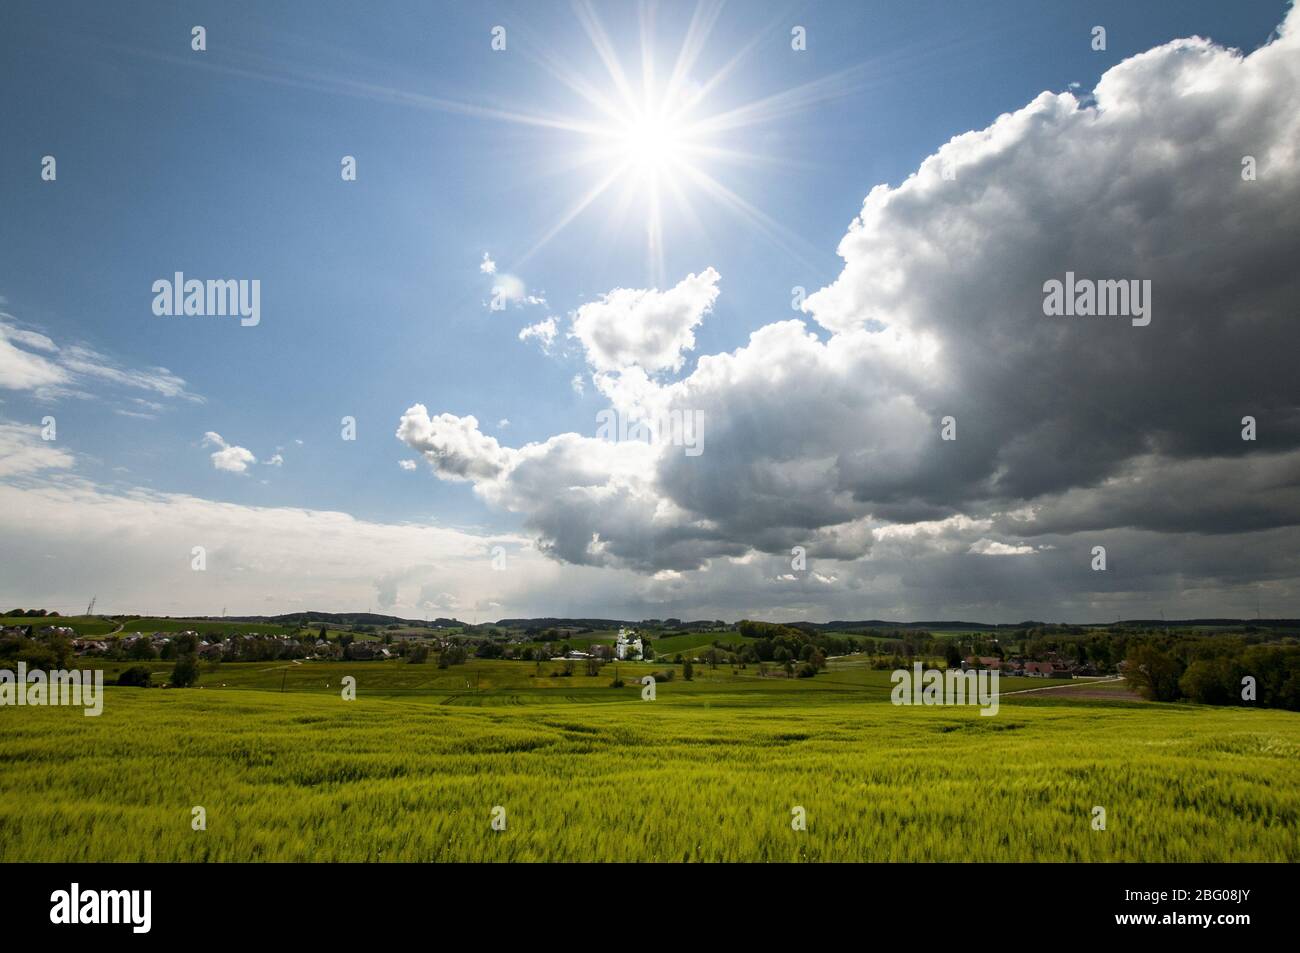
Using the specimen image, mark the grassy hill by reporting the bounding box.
[1,655,1296,862]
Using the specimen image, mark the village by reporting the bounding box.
[1,617,1096,680]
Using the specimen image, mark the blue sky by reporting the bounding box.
[2,1,1297,621]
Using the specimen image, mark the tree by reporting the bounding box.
[944,641,962,669]
[117,666,152,687]
[128,638,157,660]
[169,655,201,688]
[682,658,694,681]
[438,645,468,668]
[407,644,429,664]
[1179,658,1235,705]
[1125,643,1184,702]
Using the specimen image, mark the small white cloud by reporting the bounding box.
[489,273,546,310]
[570,268,719,373]
[518,317,558,352]
[0,421,75,477]
[202,431,257,474]
[479,252,497,275]
[968,539,1036,556]
[570,373,585,396]
[497,418,510,429]
[264,453,284,467]
[399,459,417,471]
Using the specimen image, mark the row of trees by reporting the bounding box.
[1125,637,1300,709]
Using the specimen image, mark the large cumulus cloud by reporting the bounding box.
[399,11,1300,610]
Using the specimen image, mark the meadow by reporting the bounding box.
[1,658,1296,862]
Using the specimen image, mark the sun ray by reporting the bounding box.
[513,160,632,270]
[112,0,880,283]
[676,163,828,278]
[663,0,727,107]
[572,0,643,116]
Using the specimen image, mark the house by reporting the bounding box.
[614,627,643,660]
[1022,661,1059,677]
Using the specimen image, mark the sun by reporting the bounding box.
[617,110,687,176]
[482,2,860,284]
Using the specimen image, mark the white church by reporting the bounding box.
[614,627,643,660]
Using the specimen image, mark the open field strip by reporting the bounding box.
[1,662,1296,863]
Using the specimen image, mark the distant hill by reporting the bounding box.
[22,609,1296,632]
[493,618,630,630]
[217,612,465,628]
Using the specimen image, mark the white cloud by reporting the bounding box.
[489,273,546,310]
[968,539,1036,556]
[479,252,497,275]
[570,267,720,373]
[0,422,75,478]
[0,321,69,391]
[0,314,201,404]
[395,406,517,482]
[6,416,1300,621]
[399,11,1300,586]
[58,345,200,402]
[399,459,417,471]
[0,477,547,618]
[518,317,558,352]
[264,453,284,467]
[202,432,257,474]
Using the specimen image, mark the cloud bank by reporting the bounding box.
[397,12,1300,616]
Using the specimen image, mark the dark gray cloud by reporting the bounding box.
[399,11,1300,618]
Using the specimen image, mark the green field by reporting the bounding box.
[0,616,306,638]
[1,658,1296,862]
[112,618,303,637]
[0,615,123,636]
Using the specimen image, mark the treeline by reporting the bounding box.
[0,627,73,668]
[737,620,934,661]
[1125,636,1300,710]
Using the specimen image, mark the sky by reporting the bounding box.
[1,0,1297,623]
